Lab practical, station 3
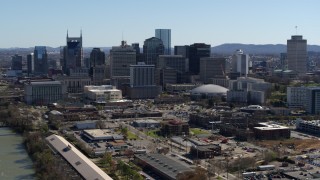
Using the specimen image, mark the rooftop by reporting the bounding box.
[46,134,112,180]
[297,119,320,127]
[29,81,61,85]
[83,129,112,138]
[134,119,160,123]
[254,123,289,130]
[190,84,228,95]
[135,153,192,180]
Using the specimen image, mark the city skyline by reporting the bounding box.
[1,0,320,48]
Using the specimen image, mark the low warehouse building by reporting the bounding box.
[75,121,97,130]
[46,134,112,180]
[134,153,193,180]
[82,129,123,142]
[190,144,221,159]
[253,123,290,140]
[132,119,161,128]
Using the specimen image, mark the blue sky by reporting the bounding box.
[0,0,319,48]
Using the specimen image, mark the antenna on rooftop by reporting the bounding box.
[122,30,124,41]
[295,26,298,35]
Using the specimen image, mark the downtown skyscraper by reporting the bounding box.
[143,37,164,66]
[188,43,211,75]
[287,35,307,74]
[90,48,106,85]
[61,31,83,75]
[34,46,48,75]
[155,29,171,55]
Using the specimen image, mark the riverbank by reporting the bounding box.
[0,127,35,179]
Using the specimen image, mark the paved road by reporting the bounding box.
[120,122,239,179]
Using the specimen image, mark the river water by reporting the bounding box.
[0,127,35,180]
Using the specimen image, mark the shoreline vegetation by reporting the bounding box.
[0,102,69,179]
[0,102,144,180]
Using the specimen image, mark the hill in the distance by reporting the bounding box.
[213,43,320,55]
[2,44,320,55]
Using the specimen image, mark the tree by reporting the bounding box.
[120,127,128,139]
[96,120,106,129]
[123,149,135,159]
[264,151,278,163]
[100,152,116,173]
[228,157,256,172]
[40,122,49,134]
[177,167,207,180]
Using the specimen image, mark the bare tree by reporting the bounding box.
[177,167,208,180]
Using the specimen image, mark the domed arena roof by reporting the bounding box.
[190,84,228,95]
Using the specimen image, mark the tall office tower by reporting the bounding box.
[109,41,136,78]
[84,58,90,69]
[131,43,140,55]
[11,54,22,70]
[174,45,189,58]
[33,46,48,75]
[155,29,171,55]
[158,55,188,73]
[280,53,287,70]
[48,59,57,69]
[157,55,189,84]
[61,31,83,75]
[90,48,105,67]
[132,43,142,63]
[287,35,307,73]
[128,62,161,99]
[200,57,228,83]
[90,48,106,85]
[130,63,155,87]
[188,43,211,75]
[305,87,320,114]
[27,53,34,76]
[231,49,249,77]
[143,37,164,65]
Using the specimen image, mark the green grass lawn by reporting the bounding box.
[146,130,161,138]
[127,131,139,140]
[190,128,209,135]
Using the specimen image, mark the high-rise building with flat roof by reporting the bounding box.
[11,54,22,70]
[231,49,249,77]
[27,53,34,76]
[130,63,155,87]
[128,62,161,99]
[200,57,228,83]
[90,48,105,67]
[158,55,188,73]
[280,53,287,70]
[132,43,142,63]
[287,35,307,73]
[34,46,48,75]
[155,29,171,55]
[305,87,320,114]
[110,41,136,78]
[61,31,83,75]
[188,43,211,75]
[24,81,67,105]
[174,45,189,58]
[89,48,106,85]
[143,37,164,66]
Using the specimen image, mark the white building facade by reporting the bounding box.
[25,81,67,105]
[84,85,122,103]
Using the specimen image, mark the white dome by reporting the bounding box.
[190,84,228,95]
